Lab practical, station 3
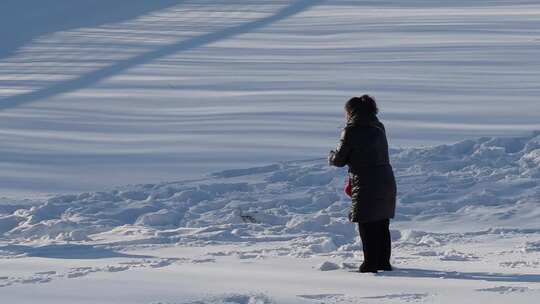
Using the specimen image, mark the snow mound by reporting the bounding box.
[1,132,539,250]
[316,261,340,271]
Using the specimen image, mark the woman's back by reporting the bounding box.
[344,116,391,175]
[328,94,397,273]
[328,97,397,223]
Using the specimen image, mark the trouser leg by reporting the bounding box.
[357,221,380,271]
[378,219,392,267]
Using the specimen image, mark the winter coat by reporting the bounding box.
[328,115,397,223]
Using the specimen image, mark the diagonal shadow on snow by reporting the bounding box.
[376,267,540,283]
[0,0,325,111]
[0,244,154,259]
[0,0,185,61]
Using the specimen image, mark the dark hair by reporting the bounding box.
[345,94,378,118]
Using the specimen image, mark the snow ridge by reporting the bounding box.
[0,132,539,251]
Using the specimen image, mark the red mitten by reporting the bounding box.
[344,176,352,197]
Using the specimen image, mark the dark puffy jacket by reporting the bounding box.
[328,115,396,223]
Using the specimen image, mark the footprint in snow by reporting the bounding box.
[362,293,429,302]
[174,293,274,304]
[0,271,56,287]
[105,265,131,272]
[34,270,57,275]
[297,293,345,299]
[66,267,98,278]
[499,260,539,268]
[297,293,360,304]
[0,258,182,288]
[439,250,479,262]
[191,258,216,264]
[476,286,531,294]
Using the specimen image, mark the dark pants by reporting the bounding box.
[357,219,391,270]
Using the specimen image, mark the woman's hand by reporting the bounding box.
[328,150,336,165]
[328,128,351,167]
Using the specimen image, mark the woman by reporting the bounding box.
[328,95,397,273]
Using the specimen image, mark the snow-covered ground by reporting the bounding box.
[1,0,540,196]
[1,0,540,303]
[1,132,539,303]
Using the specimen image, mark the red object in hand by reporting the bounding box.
[344,177,352,197]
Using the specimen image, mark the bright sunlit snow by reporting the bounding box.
[1,0,539,303]
[1,0,540,196]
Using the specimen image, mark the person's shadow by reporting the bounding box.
[376,267,540,283]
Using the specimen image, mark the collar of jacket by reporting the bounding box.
[346,114,379,127]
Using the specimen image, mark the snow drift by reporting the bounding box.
[1,132,538,253]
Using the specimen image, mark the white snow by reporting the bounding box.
[1,0,540,196]
[1,0,540,303]
[1,131,539,303]
[2,131,539,245]
[316,261,340,271]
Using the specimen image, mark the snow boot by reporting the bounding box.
[359,262,378,273]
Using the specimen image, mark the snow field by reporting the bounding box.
[1,132,538,245]
[0,132,539,303]
[1,0,540,195]
[1,0,540,302]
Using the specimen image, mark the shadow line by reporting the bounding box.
[377,267,540,283]
[0,0,325,111]
[0,0,185,60]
